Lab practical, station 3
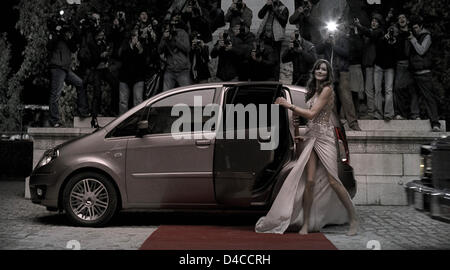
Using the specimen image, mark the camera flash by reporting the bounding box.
[326,21,338,32]
[60,10,65,16]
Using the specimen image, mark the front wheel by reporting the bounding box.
[62,172,118,227]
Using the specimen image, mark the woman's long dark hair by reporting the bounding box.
[305,59,334,102]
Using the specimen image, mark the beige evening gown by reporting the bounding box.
[255,91,353,233]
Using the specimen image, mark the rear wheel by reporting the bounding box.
[62,172,118,227]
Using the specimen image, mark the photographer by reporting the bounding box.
[393,12,413,120]
[347,20,366,118]
[118,30,146,115]
[248,39,277,81]
[77,12,102,86]
[135,11,158,47]
[88,29,120,126]
[372,24,397,121]
[316,22,361,131]
[158,15,192,91]
[225,0,253,32]
[355,13,385,120]
[281,30,316,86]
[181,0,212,43]
[107,11,129,90]
[256,0,289,81]
[211,30,239,81]
[190,32,211,83]
[289,0,314,41]
[110,11,128,59]
[133,11,161,87]
[47,23,90,127]
[230,21,256,81]
[407,16,440,131]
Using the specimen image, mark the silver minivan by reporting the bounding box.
[30,82,356,227]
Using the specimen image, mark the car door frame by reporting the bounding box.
[123,86,221,208]
[213,82,295,207]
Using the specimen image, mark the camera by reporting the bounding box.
[387,27,396,44]
[293,31,301,48]
[388,27,394,36]
[300,0,310,11]
[236,0,243,10]
[253,42,263,58]
[187,0,201,16]
[222,32,231,46]
[192,33,202,48]
[163,23,177,39]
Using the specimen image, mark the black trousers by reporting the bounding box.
[92,68,119,117]
[410,72,440,127]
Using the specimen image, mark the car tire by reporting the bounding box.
[62,172,118,227]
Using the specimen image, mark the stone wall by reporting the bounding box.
[347,129,446,205]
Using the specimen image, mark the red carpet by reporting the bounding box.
[139,225,337,250]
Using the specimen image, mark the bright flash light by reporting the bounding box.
[326,21,338,32]
[60,10,65,16]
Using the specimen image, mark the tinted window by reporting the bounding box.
[147,89,216,135]
[109,107,147,137]
[290,89,308,126]
[224,86,284,130]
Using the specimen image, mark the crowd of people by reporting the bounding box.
[46,0,441,132]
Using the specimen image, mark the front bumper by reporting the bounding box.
[405,180,450,222]
[29,168,64,209]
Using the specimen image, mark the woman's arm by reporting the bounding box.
[275,86,332,120]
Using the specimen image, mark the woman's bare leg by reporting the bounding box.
[327,174,359,236]
[299,150,318,235]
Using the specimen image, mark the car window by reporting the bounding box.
[109,107,147,138]
[224,85,284,130]
[147,88,216,135]
[290,89,308,126]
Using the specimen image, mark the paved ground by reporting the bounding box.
[1,181,449,250]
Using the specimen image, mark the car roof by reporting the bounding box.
[145,82,307,106]
[159,81,307,94]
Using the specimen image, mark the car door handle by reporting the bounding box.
[196,139,211,146]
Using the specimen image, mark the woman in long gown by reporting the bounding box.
[255,59,359,236]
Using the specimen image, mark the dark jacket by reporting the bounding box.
[357,24,384,67]
[257,2,289,42]
[225,3,253,29]
[231,31,256,80]
[316,34,349,78]
[289,7,313,41]
[348,32,364,65]
[190,44,211,82]
[118,41,147,85]
[181,12,213,43]
[374,36,397,69]
[211,40,239,81]
[248,44,277,81]
[408,28,432,72]
[85,36,113,70]
[395,28,410,62]
[47,35,77,71]
[281,38,317,85]
[158,28,191,73]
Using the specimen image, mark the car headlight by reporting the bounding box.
[420,156,425,177]
[36,148,59,169]
[420,154,432,179]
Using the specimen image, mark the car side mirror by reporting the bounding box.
[137,120,149,137]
